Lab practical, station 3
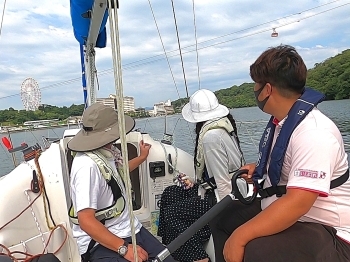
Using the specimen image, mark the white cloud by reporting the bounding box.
[0,0,349,110]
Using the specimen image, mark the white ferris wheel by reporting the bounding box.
[20,78,41,111]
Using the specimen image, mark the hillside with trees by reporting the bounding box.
[306,49,350,100]
[0,49,349,125]
[173,49,350,109]
[0,104,85,126]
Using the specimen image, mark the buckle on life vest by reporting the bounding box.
[198,177,217,191]
[258,185,287,199]
[69,196,125,225]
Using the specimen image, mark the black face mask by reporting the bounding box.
[254,84,270,111]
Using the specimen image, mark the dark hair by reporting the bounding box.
[193,113,240,163]
[250,45,307,96]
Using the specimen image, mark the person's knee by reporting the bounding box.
[244,238,263,261]
[244,237,287,262]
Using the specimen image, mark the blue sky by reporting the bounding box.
[0,0,349,110]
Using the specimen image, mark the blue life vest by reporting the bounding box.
[252,88,325,188]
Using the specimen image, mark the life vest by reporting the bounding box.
[195,117,244,198]
[68,148,126,225]
[253,87,349,197]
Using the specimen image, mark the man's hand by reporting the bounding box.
[129,140,151,172]
[124,244,149,262]
[223,230,245,262]
[139,140,151,160]
[239,163,256,183]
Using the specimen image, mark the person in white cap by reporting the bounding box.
[157,89,246,262]
[68,103,175,262]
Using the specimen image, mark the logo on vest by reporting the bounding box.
[262,127,271,148]
[298,110,305,116]
[256,152,262,167]
[294,169,326,179]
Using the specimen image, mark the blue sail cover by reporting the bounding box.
[70,0,108,48]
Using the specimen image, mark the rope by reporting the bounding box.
[147,0,181,99]
[0,152,68,261]
[88,47,97,104]
[159,142,179,176]
[170,0,189,98]
[0,224,68,261]
[107,1,138,261]
[34,153,56,230]
[191,0,201,90]
[0,0,7,40]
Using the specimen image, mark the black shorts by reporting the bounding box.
[209,199,350,262]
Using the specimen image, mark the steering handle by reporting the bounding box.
[231,169,258,205]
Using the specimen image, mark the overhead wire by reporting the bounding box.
[147,0,181,99]
[0,0,7,40]
[191,0,201,90]
[0,1,348,101]
[108,0,345,68]
[170,0,189,98]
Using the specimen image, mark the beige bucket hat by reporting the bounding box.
[68,103,135,152]
[182,89,229,123]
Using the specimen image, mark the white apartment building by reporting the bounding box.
[153,99,174,116]
[96,97,115,108]
[96,94,135,112]
[123,96,135,112]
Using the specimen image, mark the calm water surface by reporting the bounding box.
[1,99,349,177]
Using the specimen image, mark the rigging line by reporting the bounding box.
[0,2,348,101]
[192,0,201,90]
[183,0,344,48]
[92,2,350,71]
[0,0,7,40]
[107,1,138,260]
[120,2,350,69]
[170,0,189,98]
[147,0,181,99]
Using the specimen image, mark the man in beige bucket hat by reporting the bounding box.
[68,103,175,262]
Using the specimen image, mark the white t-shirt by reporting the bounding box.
[202,128,245,200]
[261,108,350,243]
[70,153,142,254]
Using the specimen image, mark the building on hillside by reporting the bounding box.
[96,97,115,108]
[152,99,174,116]
[96,95,135,112]
[123,96,135,112]
[134,107,149,118]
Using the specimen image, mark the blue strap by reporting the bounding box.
[253,117,276,187]
[253,88,326,188]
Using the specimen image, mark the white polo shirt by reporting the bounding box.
[261,108,350,243]
[70,153,142,254]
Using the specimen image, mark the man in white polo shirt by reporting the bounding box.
[68,103,175,262]
[210,45,350,262]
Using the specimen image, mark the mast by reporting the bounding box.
[71,0,139,259]
[79,44,88,109]
[83,0,108,106]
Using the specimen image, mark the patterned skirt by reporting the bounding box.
[157,184,214,262]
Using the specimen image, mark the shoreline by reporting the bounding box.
[0,124,80,134]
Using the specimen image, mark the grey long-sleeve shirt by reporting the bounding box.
[202,128,245,200]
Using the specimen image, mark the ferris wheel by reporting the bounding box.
[20,78,41,111]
